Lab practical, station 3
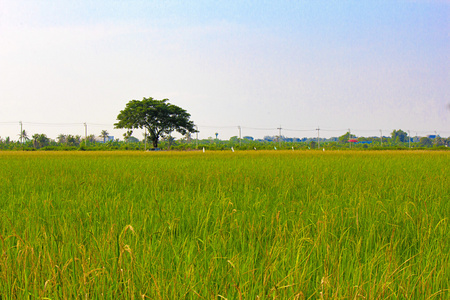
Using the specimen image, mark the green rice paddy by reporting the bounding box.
[0,151,448,299]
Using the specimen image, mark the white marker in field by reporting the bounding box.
[231,147,234,152]
[292,147,294,151]
[323,148,325,151]
[203,147,205,153]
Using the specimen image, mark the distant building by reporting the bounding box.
[96,136,114,143]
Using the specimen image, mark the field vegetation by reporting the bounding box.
[1,128,450,151]
[0,151,448,299]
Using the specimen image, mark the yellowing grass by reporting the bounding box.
[0,150,449,299]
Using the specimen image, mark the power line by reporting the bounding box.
[30,122,80,125]
[241,126,277,131]
[283,128,315,132]
[316,127,320,149]
[197,125,237,129]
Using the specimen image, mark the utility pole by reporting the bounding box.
[349,128,351,148]
[277,125,282,149]
[196,125,198,149]
[408,130,411,148]
[316,127,320,149]
[238,126,241,147]
[19,121,23,144]
[380,130,383,147]
[84,123,88,146]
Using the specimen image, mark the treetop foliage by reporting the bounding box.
[114,97,196,148]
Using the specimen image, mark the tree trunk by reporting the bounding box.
[148,129,159,149]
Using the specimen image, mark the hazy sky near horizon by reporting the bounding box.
[1,0,449,140]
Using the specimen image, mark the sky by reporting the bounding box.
[0,0,449,141]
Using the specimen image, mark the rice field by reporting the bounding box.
[0,150,448,299]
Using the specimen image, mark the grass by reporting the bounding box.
[0,150,448,299]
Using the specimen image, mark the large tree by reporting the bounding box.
[115,97,196,149]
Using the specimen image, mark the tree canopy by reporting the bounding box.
[391,129,408,143]
[115,97,196,148]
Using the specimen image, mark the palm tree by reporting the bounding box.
[100,130,109,143]
[19,130,29,144]
[32,133,39,148]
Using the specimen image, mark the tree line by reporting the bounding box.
[1,98,448,151]
[1,129,448,151]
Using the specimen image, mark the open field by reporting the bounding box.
[0,150,448,299]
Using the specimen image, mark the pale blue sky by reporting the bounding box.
[1,0,449,140]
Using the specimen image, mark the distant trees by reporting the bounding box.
[162,135,175,150]
[0,137,13,150]
[391,129,408,143]
[419,137,433,147]
[56,134,81,146]
[57,134,66,144]
[338,132,356,143]
[433,136,445,147]
[39,134,50,147]
[86,134,96,143]
[66,135,81,146]
[0,124,448,151]
[32,133,50,149]
[229,136,239,143]
[445,137,450,147]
